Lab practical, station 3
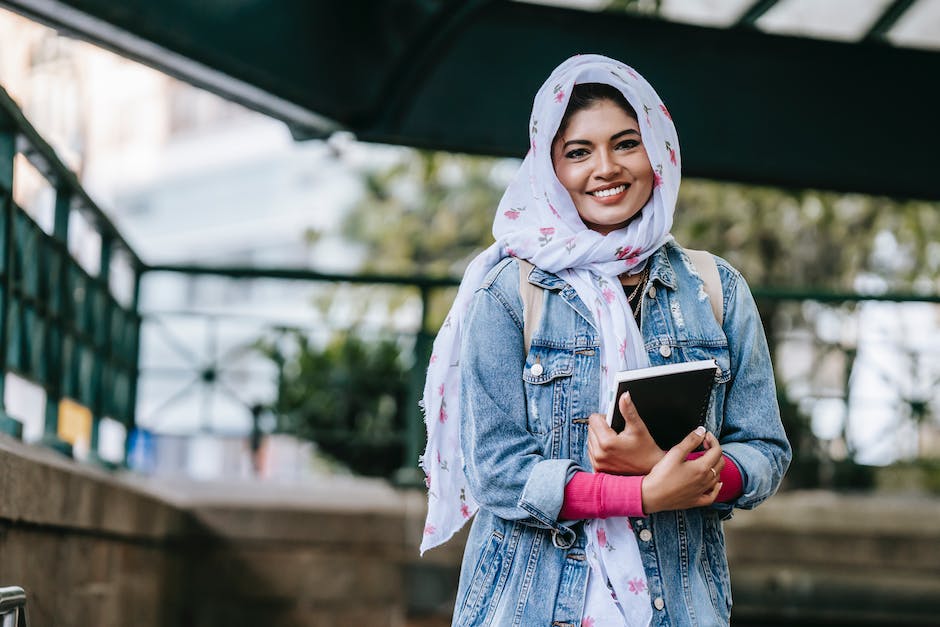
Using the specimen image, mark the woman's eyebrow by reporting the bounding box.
[561,128,639,149]
[562,138,592,149]
[611,129,640,141]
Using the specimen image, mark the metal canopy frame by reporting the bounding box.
[2,0,938,201]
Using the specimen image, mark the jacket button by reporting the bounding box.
[647,286,657,299]
[653,597,665,610]
[530,363,543,376]
[639,529,652,542]
[659,345,672,358]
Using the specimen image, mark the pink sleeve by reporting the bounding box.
[560,471,645,520]
[687,452,744,502]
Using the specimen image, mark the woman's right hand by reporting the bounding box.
[641,427,723,514]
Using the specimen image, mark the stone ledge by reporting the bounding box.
[0,434,190,540]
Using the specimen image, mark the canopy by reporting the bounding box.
[3,0,938,200]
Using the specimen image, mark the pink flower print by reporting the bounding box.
[553,84,565,103]
[538,227,555,246]
[618,339,627,358]
[628,577,647,595]
[424,525,436,536]
[615,246,639,261]
[665,140,677,165]
[425,474,432,489]
[642,104,652,127]
[506,247,515,257]
[438,400,448,423]
[429,354,438,364]
[602,287,615,304]
[659,103,672,120]
[626,67,639,80]
[582,618,595,627]
[654,164,664,189]
[596,527,607,548]
[460,503,470,519]
[504,209,520,220]
[564,237,576,253]
[548,201,561,218]
[438,384,445,397]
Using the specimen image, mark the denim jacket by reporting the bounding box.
[454,240,791,626]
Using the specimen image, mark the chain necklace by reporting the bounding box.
[622,265,650,319]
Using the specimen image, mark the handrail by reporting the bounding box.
[0,586,29,627]
[0,84,143,270]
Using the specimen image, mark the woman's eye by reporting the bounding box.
[616,140,641,151]
[565,148,589,159]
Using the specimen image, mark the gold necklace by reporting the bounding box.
[623,266,650,319]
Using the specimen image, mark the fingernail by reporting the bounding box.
[694,426,706,436]
[624,392,631,402]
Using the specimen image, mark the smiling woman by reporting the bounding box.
[552,86,655,236]
[420,54,790,627]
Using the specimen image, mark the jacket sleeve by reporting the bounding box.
[460,266,580,547]
[713,266,792,517]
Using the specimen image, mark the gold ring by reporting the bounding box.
[710,467,718,479]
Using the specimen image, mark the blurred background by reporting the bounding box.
[0,1,938,625]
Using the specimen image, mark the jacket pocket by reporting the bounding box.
[522,345,574,435]
[455,530,506,627]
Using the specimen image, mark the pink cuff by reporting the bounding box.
[687,452,744,502]
[560,471,645,520]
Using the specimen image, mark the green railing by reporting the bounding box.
[0,84,143,461]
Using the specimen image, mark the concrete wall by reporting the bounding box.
[2,434,939,626]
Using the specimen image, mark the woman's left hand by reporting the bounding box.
[588,392,666,475]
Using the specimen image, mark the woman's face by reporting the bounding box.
[552,99,655,235]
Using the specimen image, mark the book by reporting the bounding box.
[606,359,718,449]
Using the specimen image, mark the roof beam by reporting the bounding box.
[864,0,917,42]
[735,0,780,27]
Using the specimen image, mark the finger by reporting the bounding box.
[703,431,721,451]
[618,392,647,433]
[699,440,723,467]
[667,425,708,460]
[703,481,722,504]
[589,412,614,435]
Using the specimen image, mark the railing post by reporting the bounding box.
[88,235,114,460]
[0,117,21,438]
[124,269,142,465]
[39,185,73,455]
[396,284,433,485]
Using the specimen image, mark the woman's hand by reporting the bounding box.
[641,428,724,514]
[588,392,665,475]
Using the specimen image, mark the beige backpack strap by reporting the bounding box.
[684,248,724,327]
[516,258,543,355]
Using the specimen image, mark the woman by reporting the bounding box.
[420,54,790,626]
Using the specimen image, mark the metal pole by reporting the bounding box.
[0,119,20,437]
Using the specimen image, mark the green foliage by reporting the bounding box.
[258,330,409,477]
[342,150,504,328]
[673,180,940,292]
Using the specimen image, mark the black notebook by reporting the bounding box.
[606,359,718,449]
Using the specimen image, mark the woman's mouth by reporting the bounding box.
[587,184,628,203]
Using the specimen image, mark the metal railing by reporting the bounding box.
[0,587,29,627]
[0,84,143,461]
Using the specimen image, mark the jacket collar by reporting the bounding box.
[647,239,678,290]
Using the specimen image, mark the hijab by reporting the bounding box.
[420,55,681,563]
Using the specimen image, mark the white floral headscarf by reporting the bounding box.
[420,52,681,625]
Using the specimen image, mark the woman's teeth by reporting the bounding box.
[590,184,626,198]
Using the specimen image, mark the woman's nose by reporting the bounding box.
[594,150,620,178]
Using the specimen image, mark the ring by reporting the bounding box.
[709,467,718,479]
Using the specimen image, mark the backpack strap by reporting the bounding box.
[684,248,724,327]
[516,258,543,354]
